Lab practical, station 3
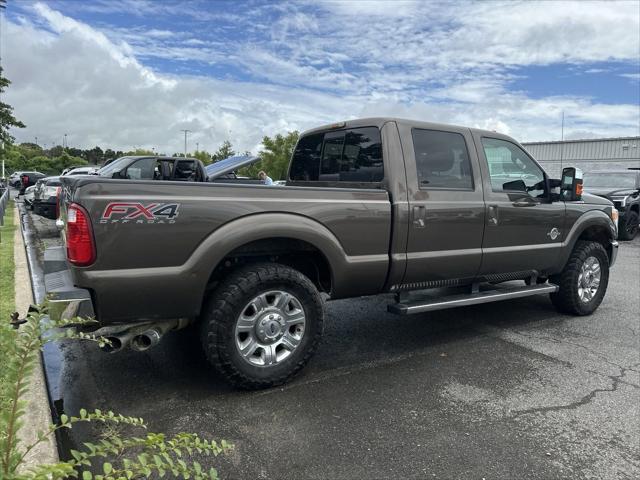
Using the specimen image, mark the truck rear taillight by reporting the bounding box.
[66,203,96,266]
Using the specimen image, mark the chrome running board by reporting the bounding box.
[388,283,558,315]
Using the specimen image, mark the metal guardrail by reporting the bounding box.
[0,186,10,226]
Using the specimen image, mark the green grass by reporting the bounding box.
[0,201,17,413]
[0,202,16,322]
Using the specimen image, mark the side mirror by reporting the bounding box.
[561,167,583,201]
[502,179,527,192]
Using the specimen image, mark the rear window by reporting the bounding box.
[289,127,383,184]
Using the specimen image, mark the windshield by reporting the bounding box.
[97,156,135,177]
[583,173,637,189]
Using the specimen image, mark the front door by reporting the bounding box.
[400,124,486,286]
[474,134,565,275]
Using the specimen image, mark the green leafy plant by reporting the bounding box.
[0,307,232,479]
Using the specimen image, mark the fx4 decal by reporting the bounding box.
[100,202,180,224]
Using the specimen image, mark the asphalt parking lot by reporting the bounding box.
[24,202,640,479]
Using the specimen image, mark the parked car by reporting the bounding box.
[33,176,63,219]
[61,165,86,176]
[64,166,99,176]
[45,117,619,390]
[583,169,640,240]
[10,171,44,189]
[23,185,37,209]
[9,171,27,187]
[97,156,207,181]
[18,172,47,195]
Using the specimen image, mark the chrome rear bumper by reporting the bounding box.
[44,247,95,322]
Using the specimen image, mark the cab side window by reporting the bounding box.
[482,137,546,198]
[412,129,473,189]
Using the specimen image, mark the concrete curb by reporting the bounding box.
[14,202,59,470]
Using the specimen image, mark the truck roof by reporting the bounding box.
[301,117,514,141]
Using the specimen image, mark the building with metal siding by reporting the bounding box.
[522,136,640,177]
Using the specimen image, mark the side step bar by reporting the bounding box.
[388,283,558,315]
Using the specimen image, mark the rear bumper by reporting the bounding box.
[33,199,57,219]
[44,246,95,322]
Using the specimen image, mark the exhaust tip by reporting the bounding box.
[100,336,123,353]
[131,330,161,352]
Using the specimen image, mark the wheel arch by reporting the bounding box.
[560,210,616,267]
[193,213,349,306]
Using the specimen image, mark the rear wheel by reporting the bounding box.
[618,210,639,241]
[550,241,610,315]
[200,263,324,389]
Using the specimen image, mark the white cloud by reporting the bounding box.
[3,1,639,155]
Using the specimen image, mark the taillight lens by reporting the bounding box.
[66,203,96,266]
[22,176,29,185]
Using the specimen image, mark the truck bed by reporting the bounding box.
[60,177,392,322]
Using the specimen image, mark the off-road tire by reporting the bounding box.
[618,210,639,241]
[550,240,609,315]
[200,263,324,390]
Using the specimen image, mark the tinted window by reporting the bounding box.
[173,160,197,181]
[412,129,473,189]
[482,137,546,197]
[290,127,383,183]
[290,133,323,181]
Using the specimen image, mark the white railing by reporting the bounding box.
[0,185,9,226]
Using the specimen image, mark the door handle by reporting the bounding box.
[488,205,498,226]
[412,205,426,228]
[512,198,538,207]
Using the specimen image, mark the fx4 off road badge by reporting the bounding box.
[100,202,180,224]
[547,227,561,240]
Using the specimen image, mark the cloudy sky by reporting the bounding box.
[2,0,639,154]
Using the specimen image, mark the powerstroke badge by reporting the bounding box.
[100,202,180,224]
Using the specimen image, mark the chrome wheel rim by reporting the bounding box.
[235,290,306,367]
[577,256,601,303]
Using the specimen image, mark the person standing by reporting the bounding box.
[258,170,274,185]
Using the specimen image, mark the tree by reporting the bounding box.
[240,131,299,180]
[211,140,235,162]
[85,145,104,165]
[0,67,25,146]
[192,150,212,165]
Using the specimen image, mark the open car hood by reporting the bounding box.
[205,155,261,180]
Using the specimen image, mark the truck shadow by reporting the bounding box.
[59,292,566,404]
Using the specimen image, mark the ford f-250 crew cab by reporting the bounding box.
[44,118,619,389]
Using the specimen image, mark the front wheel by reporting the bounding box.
[550,241,610,315]
[200,263,324,390]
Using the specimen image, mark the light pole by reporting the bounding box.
[180,129,191,157]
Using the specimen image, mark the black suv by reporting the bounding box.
[584,169,640,240]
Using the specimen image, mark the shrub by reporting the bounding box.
[0,307,232,479]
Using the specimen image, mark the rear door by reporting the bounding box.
[473,134,565,275]
[399,124,485,286]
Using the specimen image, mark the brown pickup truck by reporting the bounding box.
[45,118,619,389]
